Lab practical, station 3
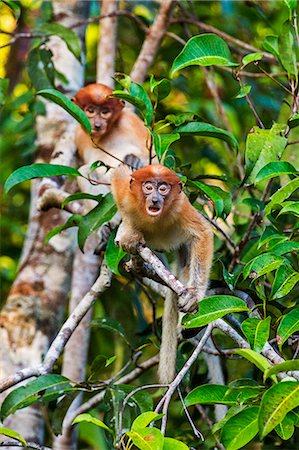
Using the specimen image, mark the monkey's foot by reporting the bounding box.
[178,288,199,313]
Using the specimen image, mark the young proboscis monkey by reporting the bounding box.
[111,164,213,383]
[72,83,151,197]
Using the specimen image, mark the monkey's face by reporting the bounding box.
[84,100,123,138]
[141,180,172,217]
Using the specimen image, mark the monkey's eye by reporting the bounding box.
[142,182,154,194]
[85,106,96,116]
[158,184,170,195]
[101,109,111,118]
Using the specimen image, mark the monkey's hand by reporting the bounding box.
[114,222,145,255]
[178,288,199,313]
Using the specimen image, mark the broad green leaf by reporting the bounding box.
[272,265,299,299]
[221,406,259,450]
[46,214,82,243]
[4,163,81,193]
[166,112,195,127]
[36,23,82,61]
[255,161,298,183]
[62,192,103,206]
[278,201,299,217]
[213,405,247,433]
[258,226,288,249]
[171,34,238,77]
[175,121,238,151]
[163,437,189,450]
[149,76,171,102]
[234,85,251,99]
[288,112,299,129]
[265,178,299,215]
[0,374,71,420]
[234,349,272,374]
[131,412,164,431]
[112,90,146,113]
[243,253,283,280]
[185,384,261,407]
[129,82,153,126]
[0,427,26,447]
[242,52,263,66]
[72,413,113,434]
[91,317,129,344]
[278,21,297,78]
[105,229,126,275]
[151,132,180,161]
[27,47,55,91]
[78,193,117,251]
[284,0,297,13]
[190,181,231,217]
[126,427,164,450]
[271,241,299,256]
[241,317,271,352]
[277,308,299,347]
[182,295,248,329]
[263,35,279,59]
[37,88,91,133]
[264,361,299,382]
[259,381,299,438]
[275,413,295,440]
[245,124,287,184]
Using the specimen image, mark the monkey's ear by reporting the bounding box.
[120,100,125,107]
[178,181,184,192]
[130,176,135,188]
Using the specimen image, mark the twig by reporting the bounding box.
[0,443,50,450]
[155,324,213,435]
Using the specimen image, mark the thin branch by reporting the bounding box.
[0,443,50,450]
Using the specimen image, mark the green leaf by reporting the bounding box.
[242,52,263,66]
[126,427,164,450]
[37,88,91,133]
[0,374,71,420]
[255,161,298,183]
[0,78,9,106]
[112,90,146,114]
[264,361,299,382]
[234,349,272,374]
[62,191,103,207]
[272,266,299,299]
[105,229,126,275]
[72,413,113,434]
[241,317,271,353]
[284,0,297,13]
[46,214,83,244]
[271,241,299,256]
[35,23,82,61]
[4,163,81,193]
[185,384,262,407]
[129,82,153,126]
[243,253,284,280]
[265,179,299,215]
[151,132,180,161]
[275,413,295,440]
[263,35,279,59]
[234,85,251,99]
[166,112,195,127]
[171,33,238,76]
[278,201,299,217]
[27,47,55,91]
[78,193,117,251]
[163,437,189,449]
[91,317,129,344]
[191,180,231,217]
[182,295,248,329]
[221,406,259,450]
[259,381,299,438]
[277,308,299,347]
[149,76,171,102]
[175,121,238,151]
[0,427,26,447]
[278,21,298,78]
[245,124,287,184]
[131,412,164,431]
[288,112,299,129]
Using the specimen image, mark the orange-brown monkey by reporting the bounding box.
[111,164,213,383]
[72,83,151,197]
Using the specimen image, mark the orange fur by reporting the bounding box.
[111,164,213,383]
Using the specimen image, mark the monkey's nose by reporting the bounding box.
[94,124,102,130]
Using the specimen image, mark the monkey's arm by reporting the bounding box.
[114,221,145,255]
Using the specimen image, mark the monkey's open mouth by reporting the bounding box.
[147,206,162,216]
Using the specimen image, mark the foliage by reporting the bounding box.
[1,1,299,449]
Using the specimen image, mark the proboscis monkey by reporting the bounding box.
[111,164,213,383]
[72,83,151,197]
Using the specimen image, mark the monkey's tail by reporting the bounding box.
[158,289,178,384]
